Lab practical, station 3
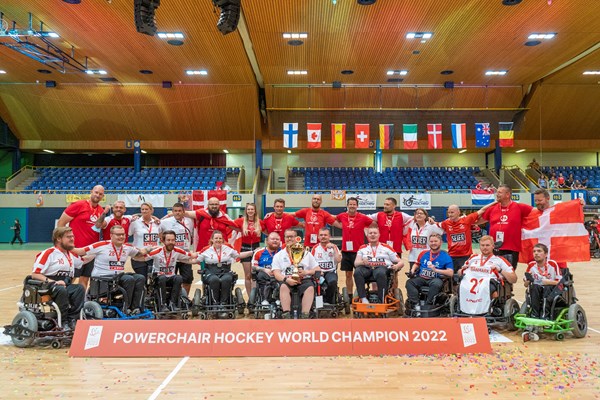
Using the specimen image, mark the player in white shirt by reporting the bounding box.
[31,227,85,329]
[196,230,252,305]
[354,227,404,304]
[272,229,320,319]
[524,243,562,319]
[160,202,196,296]
[406,208,444,267]
[129,202,161,279]
[74,225,153,314]
[311,227,341,304]
[146,230,197,311]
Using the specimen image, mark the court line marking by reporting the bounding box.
[148,356,190,400]
[588,327,600,334]
[0,285,21,292]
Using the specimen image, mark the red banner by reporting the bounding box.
[69,318,491,357]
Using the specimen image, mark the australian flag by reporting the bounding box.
[475,123,491,148]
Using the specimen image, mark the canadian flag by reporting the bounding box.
[520,200,589,263]
[192,190,227,213]
[307,123,321,149]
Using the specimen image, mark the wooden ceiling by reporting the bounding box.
[0,0,599,153]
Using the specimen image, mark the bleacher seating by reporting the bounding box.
[541,166,600,188]
[290,166,480,192]
[25,167,228,193]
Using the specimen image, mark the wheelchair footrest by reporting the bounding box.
[3,324,35,339]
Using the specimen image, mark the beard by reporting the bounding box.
[208,208,219,218]
[165,244,175,252]
[61,243,74,251]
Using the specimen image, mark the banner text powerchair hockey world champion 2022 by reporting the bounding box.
[69,318,492,357]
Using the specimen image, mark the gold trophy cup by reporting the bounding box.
[288,237,305,283]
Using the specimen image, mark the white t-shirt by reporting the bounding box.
[84,241,141,277]
[311,243,340,272]
[147,246,194,276]
[407,222,444,262]
[462,254,514,278]
[159,216,195,251]
[271,248,318,276]
[32,247,83,278]
[356,243,399,268]
[129,218,161,248]
[197,244,240,267]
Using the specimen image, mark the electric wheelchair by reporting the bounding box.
[352,268,404,318]
[404,272,453,318]
[314,271,351,318]
[191,268,245,319]
[247,270,280,319]
[145,272,191,319]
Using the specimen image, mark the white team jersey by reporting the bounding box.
[462,254,513,278]
[311,243,340,272]
[147,247,193,276]
[356,243,399,268]
[197,244,240,266]
[407,222,444,262]
[159,216,195,250]
[32,247,83,278]
[129,218,161,248]
[526,260,562,285]
[272,248,318,276]
[459,254,512,315]
[84,241,140,277]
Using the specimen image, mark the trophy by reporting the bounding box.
[288,237,305,283]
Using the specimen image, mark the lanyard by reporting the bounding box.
[214,246,222,263]
[429,251,440,264]
[111,243,123,263]
[177,219,190,239]
[57,247,73,268]
[164,247,173,268]
[480,254,492,268]
[385,212,395,228]
[143,220,153,234]
[370,244,379,258]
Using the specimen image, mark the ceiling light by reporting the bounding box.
[223,149,229,154]
[583,71,600,75]
[141,150,147,154]
[516,149,526,153]
[387,70,408,76]
[527,33,556,40]
[43,149,55,154]
[85,69,108,75]
[287,70,307,75]
[406,32,433,39]
[157,32,184,39]
[287,150,292,154]
[0,70,6,74]
[485,70,507,76]
[458,149,467,154]
[282,33,307,39]
[185,70,208,75]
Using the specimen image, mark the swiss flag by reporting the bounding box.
[307,123,321,149]
[355,123,370,149]
[427,123,442,149]
[192,190,227,213]
[520,200,589,263]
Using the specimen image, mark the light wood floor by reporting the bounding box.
[1,249,599,399]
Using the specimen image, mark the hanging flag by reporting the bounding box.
[427,123,442,149]
[378,124,394,149]
[471,189,495,205]
[475,123,491,148]
[283,123,298,148]
[520,199,589,263]
[331,123,346,149]
[355,124,370,149]
[307,123,322,149]
[451,123,466,148]
[499,121,514,147]
[402,124,418,150]
[192,190,227,213]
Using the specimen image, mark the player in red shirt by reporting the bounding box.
[57,185,107,289]
[96,200,133,240]
[233,202,263,295]
[293,194,336,247]
[261,198,300,242]
[480,184,533,270]
[335,197,375,295]
[183,196,239,251]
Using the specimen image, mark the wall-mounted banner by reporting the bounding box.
[118,194,165,208]
[330,190,346,201]
[399,193,431,210]
[66,194,107,204]
[347,193,377,210]
[69,318,491,358]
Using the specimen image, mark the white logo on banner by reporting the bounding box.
[460,323,477,348]
[399,194,431,210]
[118,194,165,208]
[85,326,103,350]
[347,193,377,210]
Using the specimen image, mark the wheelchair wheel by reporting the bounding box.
[81,301,103,320]
[10,311,38,348]
[448,294,457,317]
[504,298,519,331]
[519,298,529,315]
[393,288,404,317]
[342,288,350,315]
[568,304,587,338]
[248,287,257,308]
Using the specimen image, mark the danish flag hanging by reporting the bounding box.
[427,124,442,149]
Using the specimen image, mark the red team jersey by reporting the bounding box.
[64,199,104,247]
[482,202,533,252]
[261,213,300,242]
[195,209,237,251]
[234,217,261,245]
[368,211,412,253]
[439,212,479,257]
[295,208,336,247]
[336,212,373,252]
[101,215,132,240]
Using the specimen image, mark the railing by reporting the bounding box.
[5,165,34,184]
[266,169,274,194]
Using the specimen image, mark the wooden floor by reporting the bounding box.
[1,248,599,399]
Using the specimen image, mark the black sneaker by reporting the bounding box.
[129,308,141,316]
[281,311,291,319]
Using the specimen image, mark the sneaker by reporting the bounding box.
[160,305,170,313]
[300,312,310,319]
[281,311,291,319]
[261,300,270,306]
[129,308,141,316]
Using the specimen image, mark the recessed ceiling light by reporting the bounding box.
[282,33,308,39]
[357,0,377,5]
[167,39,184,46]
[516,149,526,153]
[287,40,304,46]
[528,33,556,40]
[62,0,81,4]
[85,69,108,75]
[406,32,433,39]
[185,70,208,75]
[287,70,307,75]
[502,0,522,5]
[157,32,184,39]
[0,70,7,74]
[341,70,354,75]
[485,70,507,76]
[440,70,454,75]
[43,149,55,153]
[387,70,408,76]
[583,71,600,75]
[458,149,467,154]
[223,149,229,154]
[139,69,153,74]
[524,40,541,47]
[37,69,52,74]
[387,78,403,83]
[141,150,147,154]
[412,50,420,55]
